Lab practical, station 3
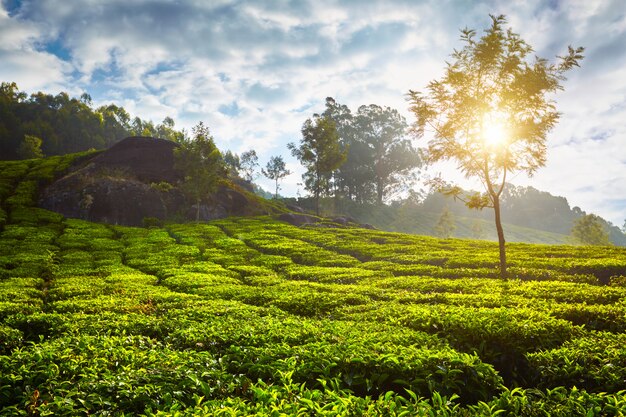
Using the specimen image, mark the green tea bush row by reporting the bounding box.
[221,342,501,403]
[0,335,243,415]
[144,380,626,417]
[527,332,626,392]
[340,302,579,384]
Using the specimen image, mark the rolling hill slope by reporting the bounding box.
[331,201,573,245]
[1,154,626,415]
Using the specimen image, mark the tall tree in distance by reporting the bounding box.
[222,150,241,178]
[155,116,186,143]
[262,155,291,199]
[435,206,456,238]
[240,150,259,182]
[174,122,224,221]
[322,98,369,202]
[0,82,186,159]
[354,104,421,205]
[322,97,421,204]
[571,214,610,246]
[408,14,583,278]
[288,115,346,215]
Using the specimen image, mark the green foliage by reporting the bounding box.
[222,150,241,178]
[262,155,291,199]
[0,81,185,159]
[173,122,225,221]
[143,216,165,228]
[239,149,259,182]
[408,15,584,278]
[571,213,611,246]
[1,160,626,414]
[527,332,626,392]
[288,114,347,215]
[17,134,43,159]
[322,97,421,205]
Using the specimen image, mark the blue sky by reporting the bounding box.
[1,0,625,227]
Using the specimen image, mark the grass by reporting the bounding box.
[0,155,626,415]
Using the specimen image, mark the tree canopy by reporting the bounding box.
[408,14,583,278]
[322,97,421,205]
[571,214,610,246]
[288,114,346,215]
[173,122,224,221]
[262,155,291,199]
[240,150,259,183]
[0,81,185,159]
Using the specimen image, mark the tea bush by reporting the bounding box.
[2,153,626,414]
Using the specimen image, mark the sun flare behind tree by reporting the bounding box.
[408,14,583,278]
[481,111,509,148]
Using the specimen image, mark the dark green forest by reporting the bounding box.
[0,82,184,160]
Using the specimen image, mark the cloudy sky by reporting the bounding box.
[2,0,625,226]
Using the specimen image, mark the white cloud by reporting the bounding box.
[0,6,72,92]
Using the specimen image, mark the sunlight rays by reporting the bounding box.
[481,111,509,148]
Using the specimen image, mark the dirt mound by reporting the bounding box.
[90,136,181,183]
[39,137,280,226]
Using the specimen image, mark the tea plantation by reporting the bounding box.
[1,155,626,416]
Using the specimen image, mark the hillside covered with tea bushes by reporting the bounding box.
[1,155,626,415]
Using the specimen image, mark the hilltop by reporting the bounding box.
[34,137,284,226]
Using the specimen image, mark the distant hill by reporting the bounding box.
[283,187,626,247]
[327,201,572,245]
[416,185,626,246]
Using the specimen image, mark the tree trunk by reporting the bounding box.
[315,188,320,216]
[376,179,383,205]
[493,196,507,279]
[196,198,200,222]
[275,179,279,200]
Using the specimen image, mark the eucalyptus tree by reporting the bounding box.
[408,14,583,278]
[323,98,420,204]
[288,115,346,215]
[222,150,241,178]
[354,104,420,205]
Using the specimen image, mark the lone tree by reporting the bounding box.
[408,14,583,278]
[571,214,610,246]
[262,155,291,199]
[435,206,456,238]
[240,150,259,182]
[174,122,224,221]
[288,115,347,215]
